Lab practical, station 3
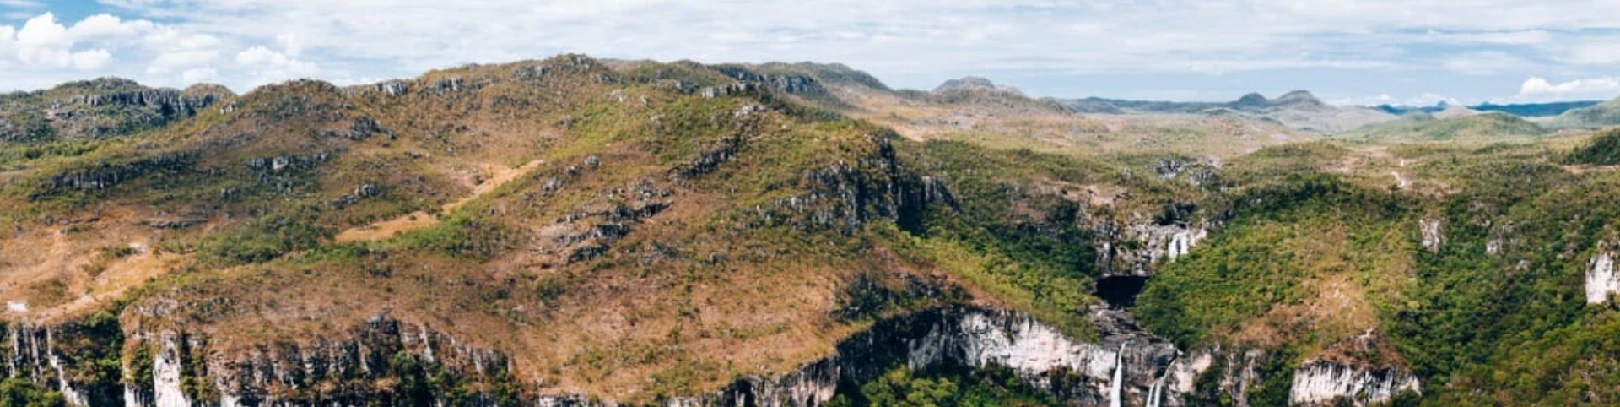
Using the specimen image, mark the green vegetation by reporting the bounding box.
[1561,128,1620,166]
[191,212,336,266]
[1137,173,1411,350]
[8,54,1620,406]
[832,366,1062,407]
[1138,138,1620,405]
[1548,98,1620,129]
[0,378,67,407]
[1348,112,1548,141]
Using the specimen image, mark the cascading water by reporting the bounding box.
[1145,352,1178,407]
[1110,343,1127,407]
[1146,379,1162,407]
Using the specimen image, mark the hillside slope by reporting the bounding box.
[1,56,1618,407]
[0,55,1226,405]
[1548,97,1620,129]
[1346,111,1549,141]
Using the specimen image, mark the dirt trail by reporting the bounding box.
[1563,165,1620,175]
[336,160,544,243]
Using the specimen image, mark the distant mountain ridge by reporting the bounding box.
[1058,90,1393,134]
[1378,100,1602,118]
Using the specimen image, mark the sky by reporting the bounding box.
[1,1,1619,106]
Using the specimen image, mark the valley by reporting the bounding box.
[0,55,1617,407]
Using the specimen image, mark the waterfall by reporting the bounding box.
[1147,378,1163,407]
[1146,352,1179,407]
[1110,343,1126,407]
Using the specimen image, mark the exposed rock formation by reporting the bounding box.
[1287,360,1421,406]
[1588,242,1618,305]
[1100,223,1210,276]
[1420,219,1445,253]
[933,77,1025,96]
[0,78,233,141]
[0,305,1308,407]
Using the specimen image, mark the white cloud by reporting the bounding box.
[1517,77,1620,99]
[0,0,1597,99]
[67,14,148,39]
[1441,52,1533,75]
[0,11,235,88]
[1424,30,1551,45]
[147,49,217,73]
[11,13,116,70]
[0,25,13,53]
[79,0,1620,85]
[181,67,219,84]
[15,13,69,52]
[0,0,42,8]
[1560,41,1620,65]
[71,48,112,69]
[1331,93,1465,107]
[275,33,301,57]
[235,45,317,84]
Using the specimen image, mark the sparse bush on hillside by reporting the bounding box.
[835,365,1062,407]
[194,212,336,266]
[1561,129,1620,166]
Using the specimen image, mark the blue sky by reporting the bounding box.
[2,1,1618,105]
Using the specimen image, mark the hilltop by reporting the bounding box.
[0,78,233,143]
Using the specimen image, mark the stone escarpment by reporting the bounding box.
[2,302,1430,407]
[0,307,1213,407]
[2,318,126,407]
[1287,361,1420,407]
[1,79,234,142]
[1588,241,1618,305]
[38,153,200,196]
[745,134,953,236]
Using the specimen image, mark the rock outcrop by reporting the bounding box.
[1420,219,1445,253]
[1588,242,1618,305]
[3,306,1298,407]
[0,78,234,142]
[1287,361,1421,406]
[933,77,1025,96]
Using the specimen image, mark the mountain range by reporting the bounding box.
[1,55,1619,407]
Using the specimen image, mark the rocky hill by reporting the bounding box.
[1058,91,1397,134]
[0,78,233,143]
[1,55,1619,407]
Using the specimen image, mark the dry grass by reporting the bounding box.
[336,159,544,243]
[0,206,197,324]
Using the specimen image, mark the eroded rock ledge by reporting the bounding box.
[3,305,1419,407]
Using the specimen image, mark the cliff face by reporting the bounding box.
[0,309,1179,407]
[2,302,1423,407]
[1288,361,1420,407]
